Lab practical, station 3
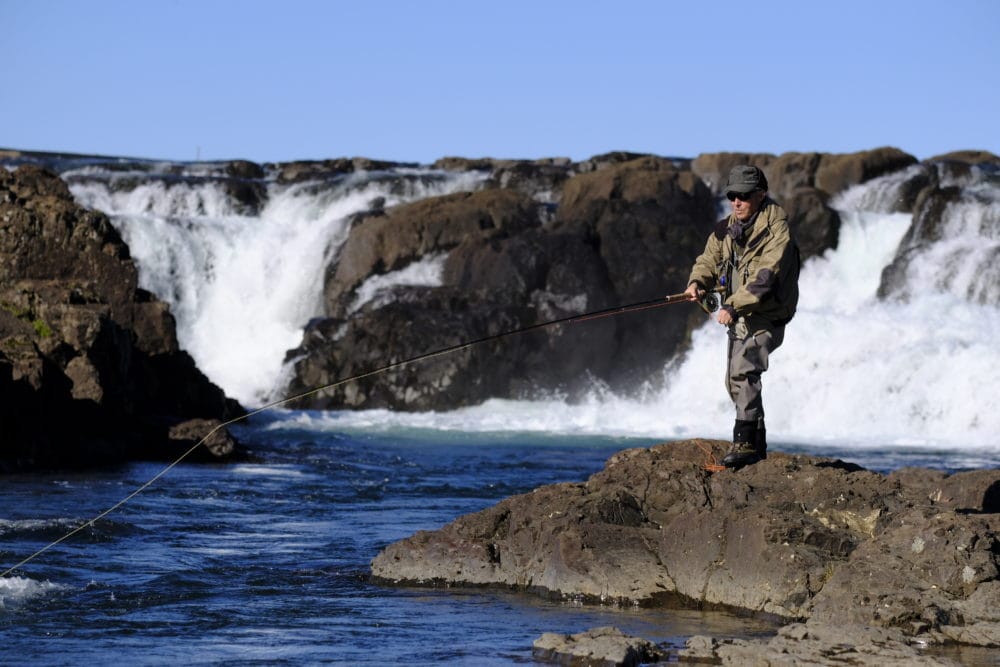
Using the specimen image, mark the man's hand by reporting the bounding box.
[717,306,735,326]
[683,283,704,301]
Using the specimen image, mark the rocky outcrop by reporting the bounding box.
[284,147,931,411]
[286,157,714,410]
[0,165,243,470]
[677,623,964,666]
[533,626,664,666]
[371,441,1000,652]
[289,157,714,409]
[534,622,966,666]
[926,150,1000,166]
[324,189,543,318]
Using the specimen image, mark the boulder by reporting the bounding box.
[532,626,664,667]
[0,165,242,470]
[325,189,542,318]
[813,146,918,196]
[166,418,243,461]
[925,150,1000,166]
[371,441,1000,650]
[286,287,544,410]
[286,157,716,410]
[550,156,715,388]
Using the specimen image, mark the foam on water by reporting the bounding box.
[0,576,64,608]
[66,162,1000,452]
[265,169,1000,452]
[68,169,487,405]
[348,252,447,314]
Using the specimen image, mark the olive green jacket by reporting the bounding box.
[687,198,800,325]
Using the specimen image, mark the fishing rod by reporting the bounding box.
[0,288,720,578]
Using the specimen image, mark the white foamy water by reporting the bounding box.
[348,252,447,314]
[266,169,1000,452]
[0,576,64,607]
[66,162,1000,452]
[68,169,486,405]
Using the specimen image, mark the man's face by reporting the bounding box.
[728,190,765,221]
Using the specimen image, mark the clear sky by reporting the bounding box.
[3,0,997,165]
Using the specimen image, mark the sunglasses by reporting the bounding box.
[726,190,758,202]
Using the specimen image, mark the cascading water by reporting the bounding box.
[656,166,1000,450]
[65,166,488,406]
[281,165,1000,456]
[58,158,1000,454]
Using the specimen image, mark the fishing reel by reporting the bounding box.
[663,288,724,314]
[699,291,721,314]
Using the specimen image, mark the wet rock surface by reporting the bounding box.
[0,165,243,470]
[533,626,664,667]
[677,622,964,666]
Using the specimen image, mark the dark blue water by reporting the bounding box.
[2,416,995,665]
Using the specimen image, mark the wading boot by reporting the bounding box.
[721,419,766,469]
[755,417,767,458]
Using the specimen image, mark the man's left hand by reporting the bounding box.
[717,306,735,326]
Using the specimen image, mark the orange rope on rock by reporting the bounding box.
[694,440,727,472]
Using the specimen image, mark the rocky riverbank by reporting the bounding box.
[372,441,1000,663]
[0,164,243,470]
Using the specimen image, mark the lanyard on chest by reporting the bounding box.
[719,237,746,297]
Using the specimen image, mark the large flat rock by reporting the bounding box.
[372,440,1000,649]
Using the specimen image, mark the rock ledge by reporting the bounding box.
[373,440,1000,654]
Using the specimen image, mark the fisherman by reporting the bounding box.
[683,165,800,469]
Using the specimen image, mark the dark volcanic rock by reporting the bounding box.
[813,146,918,195]
[430,156,573,199]
[324,189,542,319]
[0,165,242,470]
[808,508,999,643]
[371,442,1000,650]
[551,157,715,388]
[286,157,715,410]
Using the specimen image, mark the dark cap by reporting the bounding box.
[725,165,768,194]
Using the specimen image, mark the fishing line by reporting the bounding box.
[1,291,711,579]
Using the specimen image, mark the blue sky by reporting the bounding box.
[3,0,997,164]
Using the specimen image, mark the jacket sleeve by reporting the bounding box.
[728,218,795,314]
[687,225,725,290]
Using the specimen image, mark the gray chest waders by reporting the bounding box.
[717,240,772,468]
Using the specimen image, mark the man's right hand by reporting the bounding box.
[683,283,705,301]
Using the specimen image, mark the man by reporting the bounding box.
[683,165,800,469]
